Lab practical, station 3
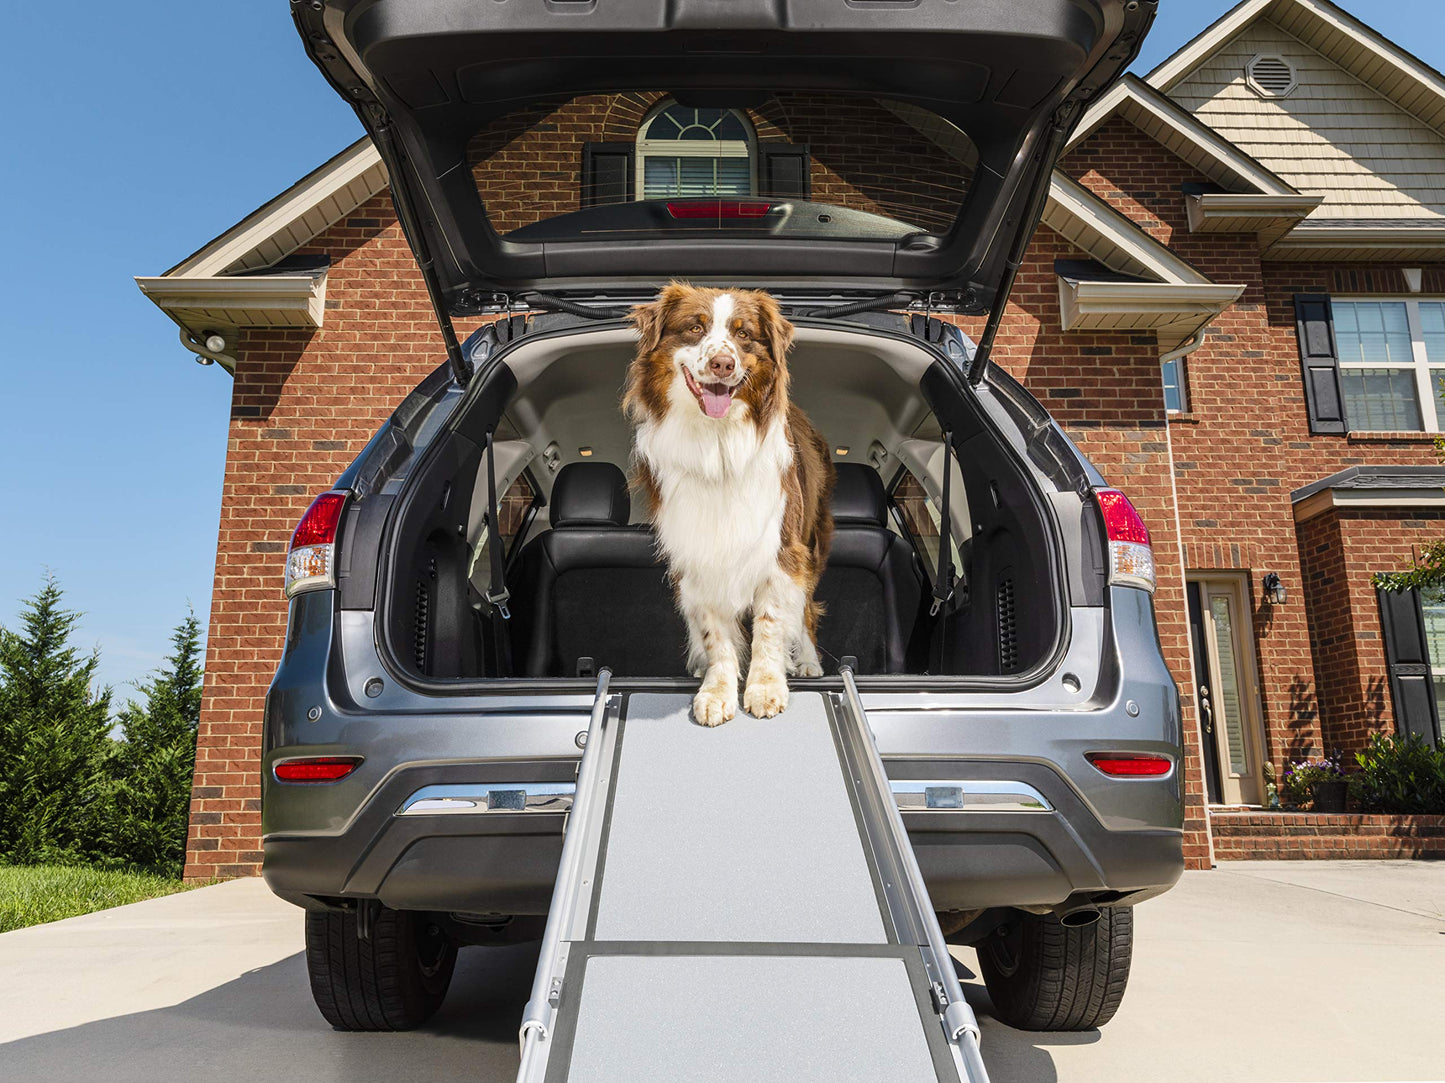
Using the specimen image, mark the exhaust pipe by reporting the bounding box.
[1052,902,1101,927]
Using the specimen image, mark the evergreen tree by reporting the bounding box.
[0,576,113,865]
[106,612,203,877]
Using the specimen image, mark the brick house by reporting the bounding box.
[138,0,1445,880]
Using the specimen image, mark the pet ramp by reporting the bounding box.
[515,668,990,1083]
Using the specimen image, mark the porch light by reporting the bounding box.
[1262,572,1287,605]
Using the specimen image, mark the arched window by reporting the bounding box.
[635,103,754,199]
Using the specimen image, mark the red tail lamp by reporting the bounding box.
[273,756,363,783]
[1086,753,1173,778]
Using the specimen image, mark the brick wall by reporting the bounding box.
[1297,509,1445,752]
[190,104,1445,879]
[468,91,964,233]
[185,194,488,880]
[1211,810,1445,859]
[1064,117,1442,784]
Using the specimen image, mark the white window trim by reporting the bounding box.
[1335,295,1445,434]
[633,103,756,200]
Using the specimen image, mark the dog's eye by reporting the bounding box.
[735,327,750,341]
[688,324,703,336]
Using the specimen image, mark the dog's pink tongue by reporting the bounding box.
[700,384,732,418]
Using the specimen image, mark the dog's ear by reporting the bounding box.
[629,281,690,357]
[753,290,795,367]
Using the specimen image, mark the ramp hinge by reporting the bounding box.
[930,980,948,1015]
[547,976,563,1007]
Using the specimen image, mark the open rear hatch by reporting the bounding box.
[293,0,1154,329]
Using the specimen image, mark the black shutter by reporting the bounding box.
[1377,587,1442,747]
[758,143,811,199]
[580,142,634,208]
[1294,294,1348,435]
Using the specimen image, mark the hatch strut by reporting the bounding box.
[369,124,473,385]
[968,118,1073,385]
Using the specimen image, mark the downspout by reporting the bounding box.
[1157,326,1216,868]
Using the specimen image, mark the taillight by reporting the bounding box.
[273,756,363,783]
[1094,488,1155,593]
[1086,753,1173,778]
[284,491,347,598]
[666,199,772,219]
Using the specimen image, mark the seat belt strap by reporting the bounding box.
[930,430,956,618]
[484,429,513,676]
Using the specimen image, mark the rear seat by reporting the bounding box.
[511,460,922,678]
[510,462,688,677]
[815,464,926,673]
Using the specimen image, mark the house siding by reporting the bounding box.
[1170,18,1445,220]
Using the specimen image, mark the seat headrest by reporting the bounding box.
[831,464,888,527]
[550,462,631,528]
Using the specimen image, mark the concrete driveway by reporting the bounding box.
[1,861,1441,1083]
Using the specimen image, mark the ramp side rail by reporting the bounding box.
[837,665,989,1083]
[517,667,614,1079]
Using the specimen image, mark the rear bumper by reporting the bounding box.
[263,756,1181,913]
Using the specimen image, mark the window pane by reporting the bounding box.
[642,156,680,198]
[1420,302,1445,363]
[1340,367,1422,431]
[1422,586,1445,725]
[1333,301,1412,365]
[1208,594,1250,776]
[1162,358,1183,412]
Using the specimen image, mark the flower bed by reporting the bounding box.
[1209,810,1445,860]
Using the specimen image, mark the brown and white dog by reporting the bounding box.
[624,283,835,725]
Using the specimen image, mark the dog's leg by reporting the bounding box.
[744,574,806,717]
[686,600,742,726]
[793,599,824,678]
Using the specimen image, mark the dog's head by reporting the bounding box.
[624,283,794,426]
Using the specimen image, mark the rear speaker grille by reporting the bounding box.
[996,576,1018,672]
[413,580,431,673]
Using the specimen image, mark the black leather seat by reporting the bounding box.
[816,464,925,674]
[510,462,688,677]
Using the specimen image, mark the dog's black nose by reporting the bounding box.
[707,353,735,379]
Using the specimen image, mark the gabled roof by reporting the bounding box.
[1068,74,1298,195]
[167,139,385,278]
[1147,0,1445,134]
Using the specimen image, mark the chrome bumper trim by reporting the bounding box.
[891,780,1053,812]
[397,783,575,815]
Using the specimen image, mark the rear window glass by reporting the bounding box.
[468,93,975,242]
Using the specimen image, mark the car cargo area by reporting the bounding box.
[370,322,1069,686]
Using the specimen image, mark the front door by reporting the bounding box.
[1186,576,1266,806]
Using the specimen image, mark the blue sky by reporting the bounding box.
[1,1,1442,705]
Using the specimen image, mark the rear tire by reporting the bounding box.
[978,906,1132,1031]
[305,906,457,1031]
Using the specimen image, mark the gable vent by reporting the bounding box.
[1246,54,1296,97]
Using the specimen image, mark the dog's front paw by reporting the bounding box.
[744,673,789,718]
[794,660,823,678]
[693,687,737,727]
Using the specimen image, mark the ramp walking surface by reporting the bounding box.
[2,863,1442,1081]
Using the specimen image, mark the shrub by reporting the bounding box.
[1350,732,1445,815]
[1280,751,1344,810]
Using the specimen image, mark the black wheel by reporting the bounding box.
[305,906,457,1031]
[978,906,1133,1031]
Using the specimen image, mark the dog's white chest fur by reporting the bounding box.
[635,409,793,614]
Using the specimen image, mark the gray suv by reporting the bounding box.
[266,0,1180,1036]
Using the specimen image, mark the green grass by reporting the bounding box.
[0,865,196,933]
